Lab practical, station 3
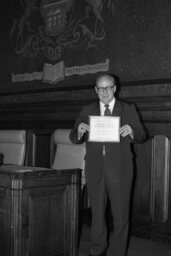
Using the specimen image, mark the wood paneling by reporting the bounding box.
[0,80,171,231]
[132,140,152,220]
[151,135,170,223]
[0,166,81,256]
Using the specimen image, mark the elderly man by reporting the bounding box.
[70,73,146,256]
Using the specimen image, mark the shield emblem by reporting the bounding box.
[41,0,73,36]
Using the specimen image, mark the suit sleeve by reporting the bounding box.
[69,107,88,144]
[128,104,147,143]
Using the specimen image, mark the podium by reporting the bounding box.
[0,165,81,256]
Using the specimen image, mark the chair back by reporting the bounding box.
[0,130,26,165]
[51,129,85,181]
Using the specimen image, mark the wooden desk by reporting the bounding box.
[0,165,81,256]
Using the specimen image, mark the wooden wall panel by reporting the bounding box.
[151,136,170,223]
[132,140,152,221]
[32,131,52,168]
[169,150,171,220]
[0,81,171,230]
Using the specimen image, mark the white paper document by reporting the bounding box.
[89,116,120,142]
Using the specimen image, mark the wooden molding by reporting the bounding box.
[0,81,171,134]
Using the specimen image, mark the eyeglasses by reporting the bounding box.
[96,85,114,93]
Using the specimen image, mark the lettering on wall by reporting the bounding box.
[11,59,109,83]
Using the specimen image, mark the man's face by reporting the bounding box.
[95,77,116,104]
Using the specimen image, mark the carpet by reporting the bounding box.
[79,225,171,256]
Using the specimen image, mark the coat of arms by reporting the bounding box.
[10,0,115,61]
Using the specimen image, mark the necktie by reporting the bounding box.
[104,104,111,116]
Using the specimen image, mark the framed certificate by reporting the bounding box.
[88,116,120,142]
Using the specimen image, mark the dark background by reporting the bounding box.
[1,0,171,91]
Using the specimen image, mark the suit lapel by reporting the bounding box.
[92,102,101,116]
[112,99,122,116]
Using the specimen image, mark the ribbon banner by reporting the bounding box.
[12,59,109,83]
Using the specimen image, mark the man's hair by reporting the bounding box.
[96,73,116,86]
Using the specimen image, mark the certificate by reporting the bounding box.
[88,116,120,142]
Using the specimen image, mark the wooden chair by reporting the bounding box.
[0,130,26,165]
[51,129,86,184]
[51,129,86,242]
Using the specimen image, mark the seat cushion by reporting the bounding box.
[52,129,86,183]
[52,144,85,170]
[0,130,26,165]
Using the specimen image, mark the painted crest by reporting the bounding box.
[41,0,73,36]
[10,0,115,61]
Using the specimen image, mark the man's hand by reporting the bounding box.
[119,125,133,139]
[78,123,90,139]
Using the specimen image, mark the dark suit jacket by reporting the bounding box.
[70,99,146,183]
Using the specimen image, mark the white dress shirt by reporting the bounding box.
[100,98,115,116]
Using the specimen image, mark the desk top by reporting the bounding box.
[0,164,50,173]
[0,165,82,189]
[0,164,82,174]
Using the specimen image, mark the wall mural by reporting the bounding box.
[10,0,115,83]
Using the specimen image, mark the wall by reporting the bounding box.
[1,0,171,90]
[0,0,171,239]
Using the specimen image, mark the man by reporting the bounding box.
[69,73,146,256]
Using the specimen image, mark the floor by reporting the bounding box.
[78,224,171,256]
